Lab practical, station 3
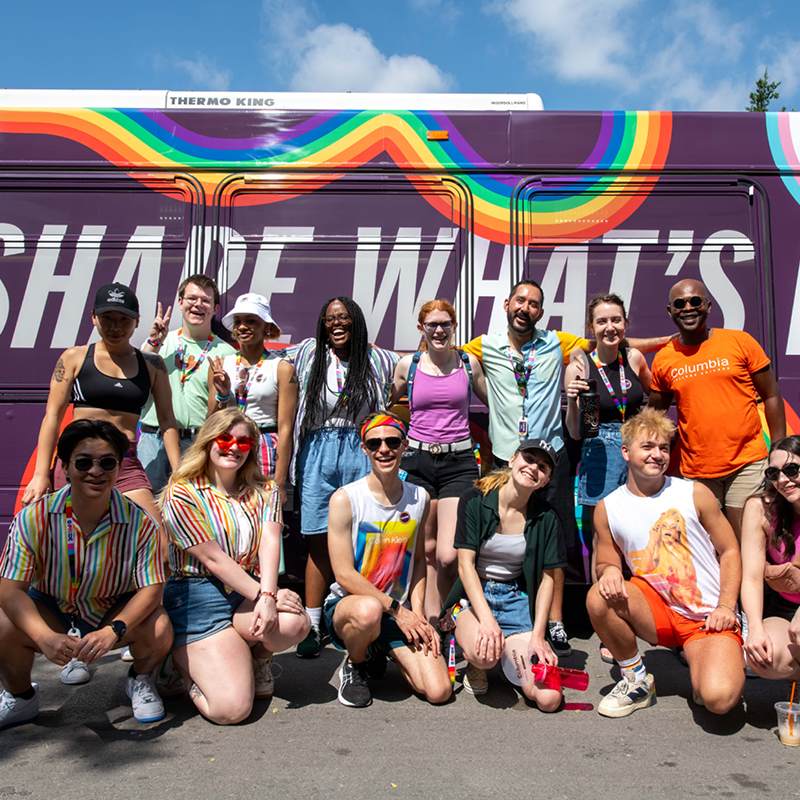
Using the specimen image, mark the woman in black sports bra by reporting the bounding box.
[21,283,180,527]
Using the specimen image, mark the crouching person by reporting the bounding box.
[160,409,309,725]
[0,420,172,729]
[587,408,745,718]
[325,413,452,708]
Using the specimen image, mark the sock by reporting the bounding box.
[12,686,36,700]
[617,653,647,683]
[305,607,322,628]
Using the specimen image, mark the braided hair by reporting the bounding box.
[301,297,378,434]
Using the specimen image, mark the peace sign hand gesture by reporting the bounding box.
[209,356,232,396]
[147,302,172,343]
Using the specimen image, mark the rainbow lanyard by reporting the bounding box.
[504,344,536,399]
[65,494,80,595]
[235,351,268,410]
[331,350,349,402]
[590,349,627,420]
[448,604,463,685]
[176,327,215,385]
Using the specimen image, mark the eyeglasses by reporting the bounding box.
[323,313,352,326]
[765,462,800,482]
[671,296,706,310]
[214,434,255,453]
[181,295,213,307]
[72,456,120,472]
[519,450,551,470]
[363,436,404,452]
[422,321,454,333]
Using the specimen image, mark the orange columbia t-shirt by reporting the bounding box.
[650,328,770,479]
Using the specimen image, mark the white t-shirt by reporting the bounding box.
[310,355,369,430]
[475,532,525,581]
[221,353,281,428]
[603,477,722,620]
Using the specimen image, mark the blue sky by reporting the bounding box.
[3,0,799,111]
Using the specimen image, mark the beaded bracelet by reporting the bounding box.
[146,338,161,347]
[257,590,278,603]
[216,392,232,402]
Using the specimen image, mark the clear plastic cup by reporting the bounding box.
[774,701,800,746]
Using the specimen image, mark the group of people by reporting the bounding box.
[0,270,798,730]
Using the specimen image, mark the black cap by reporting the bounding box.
[517,438,557,470]
[93,283,139,318]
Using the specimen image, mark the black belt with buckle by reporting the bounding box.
[140,424,198,440]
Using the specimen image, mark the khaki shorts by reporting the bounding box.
[697,457,767,510]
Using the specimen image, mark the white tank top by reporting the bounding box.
[327,477,427,607]
[222,353,280,427]
[603,477,721,620]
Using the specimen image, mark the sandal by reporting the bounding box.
[599,643,615,664]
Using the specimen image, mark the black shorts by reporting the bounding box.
[493,446,577,548]
[400,447,478,500]
[764,588,800,622]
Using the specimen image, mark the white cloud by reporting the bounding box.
[488,0,763,110]
[262,0,455,92]
[409,0,462,20]
[488,0,639,84]
[152,53,232,91]
[765,39,800,99]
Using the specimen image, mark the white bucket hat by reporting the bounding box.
[222,293,281,335]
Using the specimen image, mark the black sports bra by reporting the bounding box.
[71,344,152,416]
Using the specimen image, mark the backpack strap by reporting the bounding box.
[406,351,423,408]
[457,349,474,404]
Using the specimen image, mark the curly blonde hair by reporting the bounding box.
[159,409,269,507]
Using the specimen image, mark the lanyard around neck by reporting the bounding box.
[504,342,536,400]
[176,327,215,384]
[590,349,627,420]
[235,351,268,410]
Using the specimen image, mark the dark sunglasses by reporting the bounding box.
[363,436,404,452]
[765,462,800,482]
[215,434,254,453]
[671,295,706,310]
[72,456,120,472]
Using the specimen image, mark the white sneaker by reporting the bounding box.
[598,672,656,718]
[120,646,134,662]
[0,685,39,730]
[156,654,185,697]
[253,655,275,699]
[61,659,91,685]
[126,673,165,722]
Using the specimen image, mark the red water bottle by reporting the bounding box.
[532,664,590,691]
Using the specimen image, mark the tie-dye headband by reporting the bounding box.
[360,414,408,441]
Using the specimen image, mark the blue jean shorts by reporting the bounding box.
[478,577,533,636]
[297,427,370,535]
[578,422,628,506]
[163,575,246,648]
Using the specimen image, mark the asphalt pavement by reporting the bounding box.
[1,587,797,800]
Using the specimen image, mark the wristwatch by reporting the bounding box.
[386,598,400,617]
[108,620,127,642]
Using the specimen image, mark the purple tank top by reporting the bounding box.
[768,516,800,603]
[408,365,471,444]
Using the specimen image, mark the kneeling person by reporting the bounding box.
[0,420,173,729]
[325,413,452,708]
[587,408,745,718]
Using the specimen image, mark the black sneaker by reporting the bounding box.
[547,621,572,657]
[338,661,372,707]
[366,644,387,680]
[296,625,321,659]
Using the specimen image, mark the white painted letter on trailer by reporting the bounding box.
[537,245,588,336]
[457,237,511,335]
[603,230,659,309]
[698,230,751,331]
[110,226,165,324]
[0,223,24,338]
[248,227,311,301]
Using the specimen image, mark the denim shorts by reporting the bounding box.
[28,587,135,637]
[400,447,478,499]
[297,427,371,535]
[163,575,246,648]
[323,595,409,653]
[578,422,628,506]
[478,577,533,636]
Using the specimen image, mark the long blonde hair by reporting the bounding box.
[159,409,269,507]
[475,467,512,495]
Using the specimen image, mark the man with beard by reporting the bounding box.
[462,280,669,656]
[648,279,785,541]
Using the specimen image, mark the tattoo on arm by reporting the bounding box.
[52,357,66,383]
[288,373,299,384]
[189,682,204,699]
[144,353,168,374]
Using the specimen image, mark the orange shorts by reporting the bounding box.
[630,576,743,649]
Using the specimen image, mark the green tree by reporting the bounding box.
[746,68,781,111]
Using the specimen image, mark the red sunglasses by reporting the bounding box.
[214,433,255,453]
